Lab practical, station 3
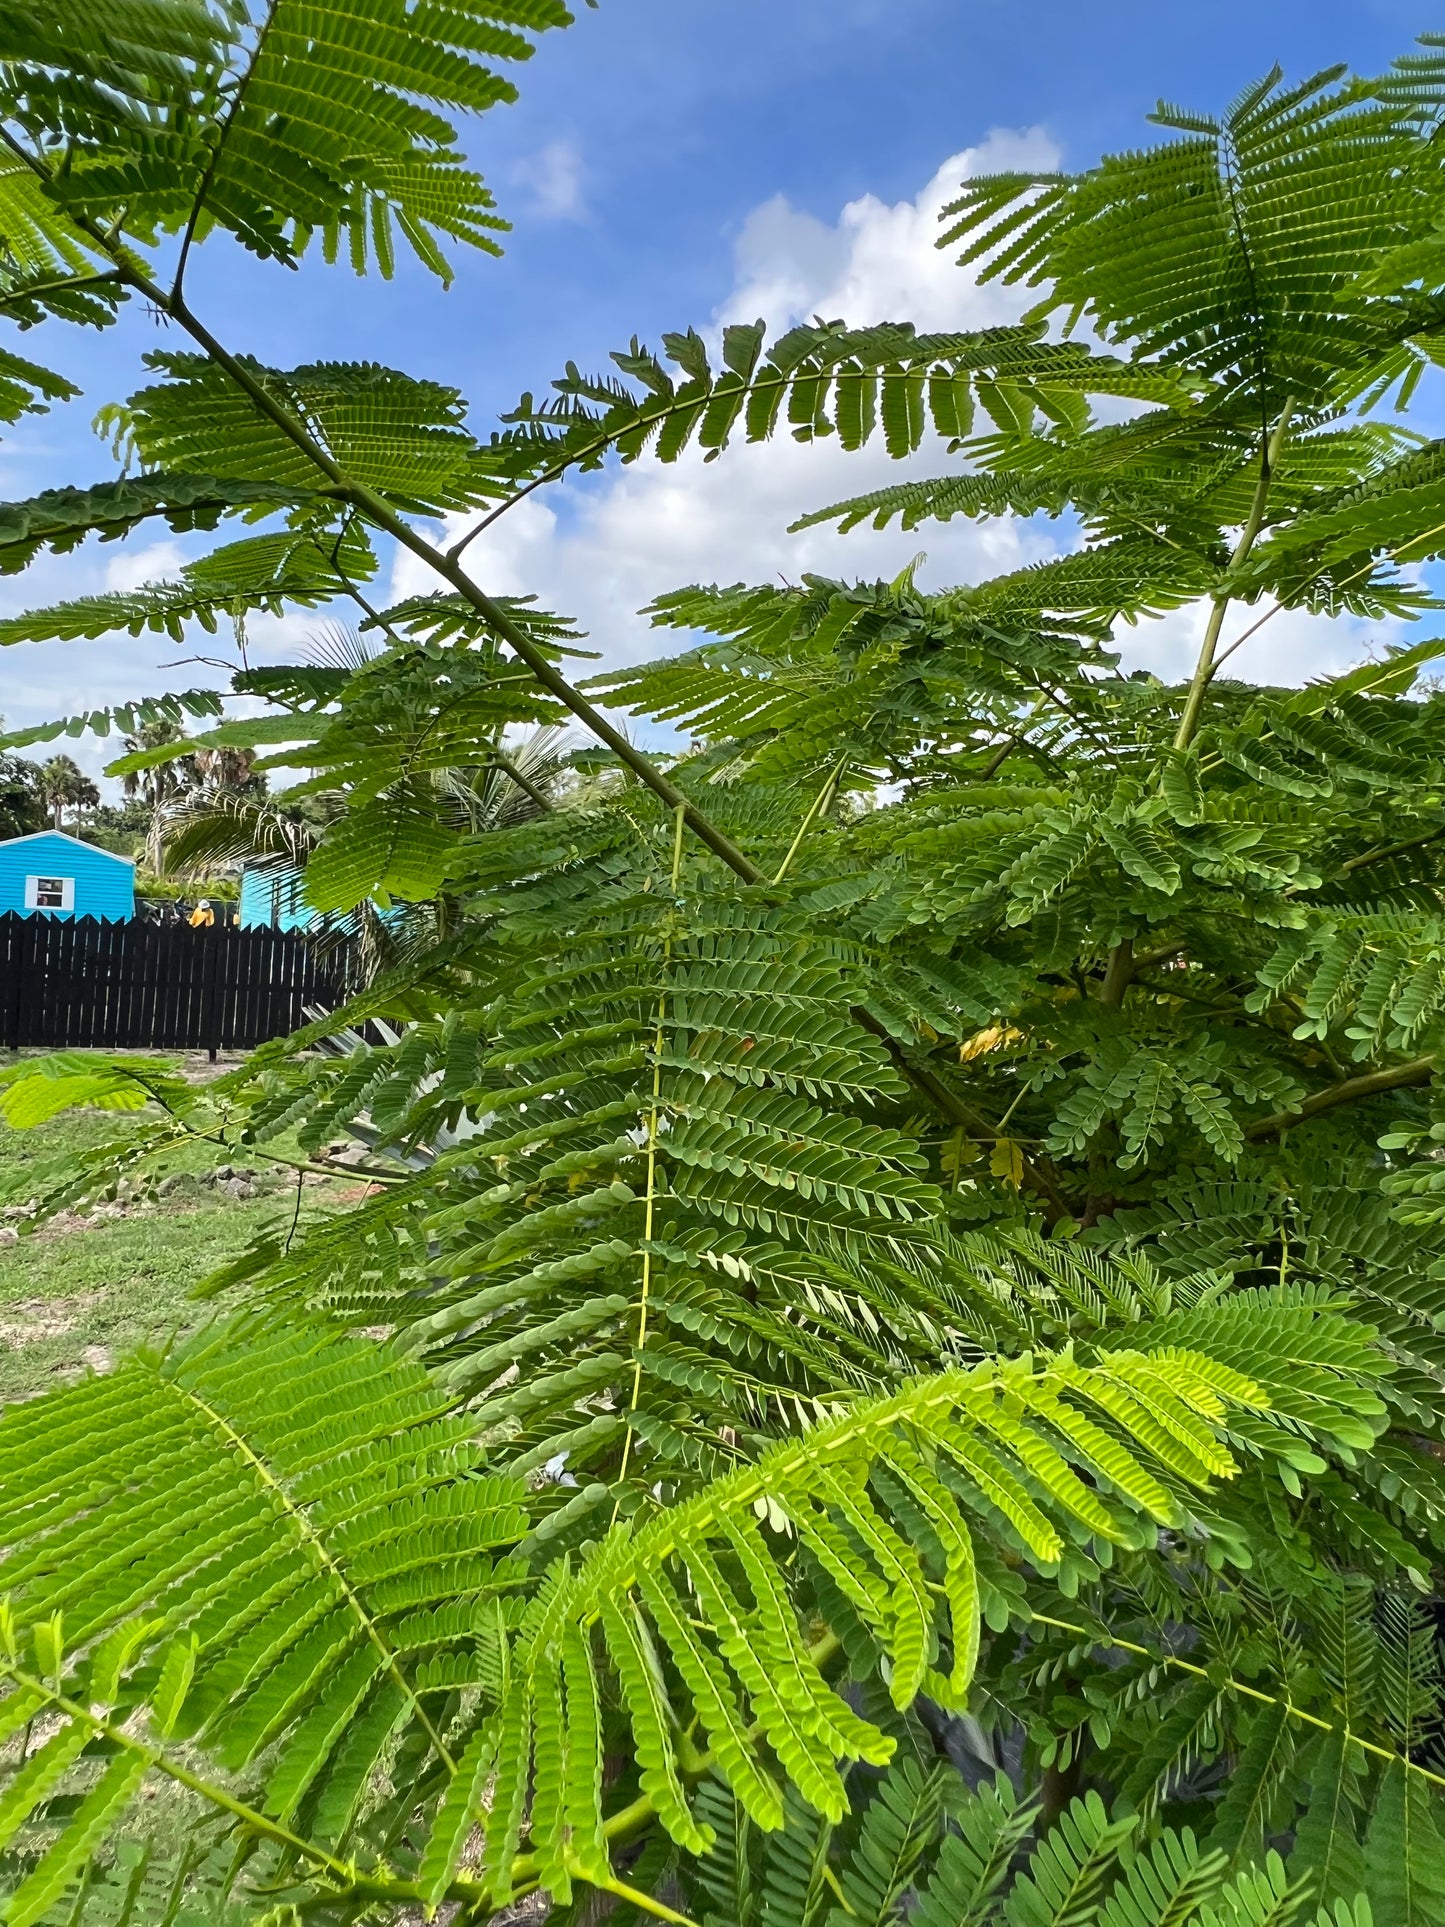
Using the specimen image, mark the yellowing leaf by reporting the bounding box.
[990,1139,1025,1187]
[960,1024,1024,1062]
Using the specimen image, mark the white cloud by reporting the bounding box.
[1118,598,1400,692]
[395,131,1068,690]
[723,129,1054,333]
[508,141,586,221]
[102,539,185,592]
[395,127,1399,705]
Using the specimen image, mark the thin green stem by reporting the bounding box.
[593,1873,700,1927]
[1100,406,1295,1002]
[612,803,687,1519]
[176,1383,456,1771]
[991,1080,1032,1136]
[0,1661,363,1883]
[1339,821,1445,875]
[772,754,847,885]
[822,1865,857,1915]
[1027,1612,1445,1792]
[171,4,282,304]
[0,267,122,313]
[184,1124,406,1187]
[1173,397,1294,752]
[1097,399,1297,1016]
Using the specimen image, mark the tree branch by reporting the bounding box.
[491,746,555,814]
[1172,396,1294,752]
[1339,822,1445,875]
[1245,1055,1436,1138]
[27,190,1076,1168]
[1099,937,1134,1009]
[171,3,282,303]
[854,1031,1068,1220]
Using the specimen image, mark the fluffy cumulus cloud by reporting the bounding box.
[398,131,1397,701]
[721,128,1053,334]
[101,538,187,593]
[393,132,1071,687]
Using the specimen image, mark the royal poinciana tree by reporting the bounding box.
[3,12,1445,1926]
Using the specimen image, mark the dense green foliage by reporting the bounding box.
[5,14,1445,1927]
[0,744,44,838]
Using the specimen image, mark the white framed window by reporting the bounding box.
[25,874,74,911]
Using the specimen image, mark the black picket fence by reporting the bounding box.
[0,913,349,1055]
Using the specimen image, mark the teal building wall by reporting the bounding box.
[0,831,135,920]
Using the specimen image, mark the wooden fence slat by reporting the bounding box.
[0,915,349,1052]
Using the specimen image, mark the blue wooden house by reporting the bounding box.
[239,864,313,932]
[240,864,401,933]
[0,831,134,921]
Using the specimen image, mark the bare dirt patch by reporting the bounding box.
[0,1293,104,1347]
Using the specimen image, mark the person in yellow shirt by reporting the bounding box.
[187,899,216,928]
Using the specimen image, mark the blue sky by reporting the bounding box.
[0,0,1434,771]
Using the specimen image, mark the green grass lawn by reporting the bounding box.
[0,1088,353,1403]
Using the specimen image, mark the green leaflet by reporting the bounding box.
[1364,1761,1445,1927]
[498,1346,1338,1859]
[1001,1790,1137,1927]
[1207,1705,1296,1869]
[4,1754,148,1927]
[419,1722,498,1910]
[0,0,573,281]
[0,525,378,648]
[304,792,458,911]
[121,355,511,516]
[0,476,303,576]
[1292,1728,1368,1910]
[0,1320,527,1879]
[829,1757,949,1925]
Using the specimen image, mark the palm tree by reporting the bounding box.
[37,754,99,831]
[160,725,571,979]
[430,723,574,833]
[159,787,332,886]
[191,744,265,794]
[119,719,200,867]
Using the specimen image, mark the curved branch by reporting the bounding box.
[1246,1054,1435,1138]
[14,176,1086,1157]
[1339,822,1445,875]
